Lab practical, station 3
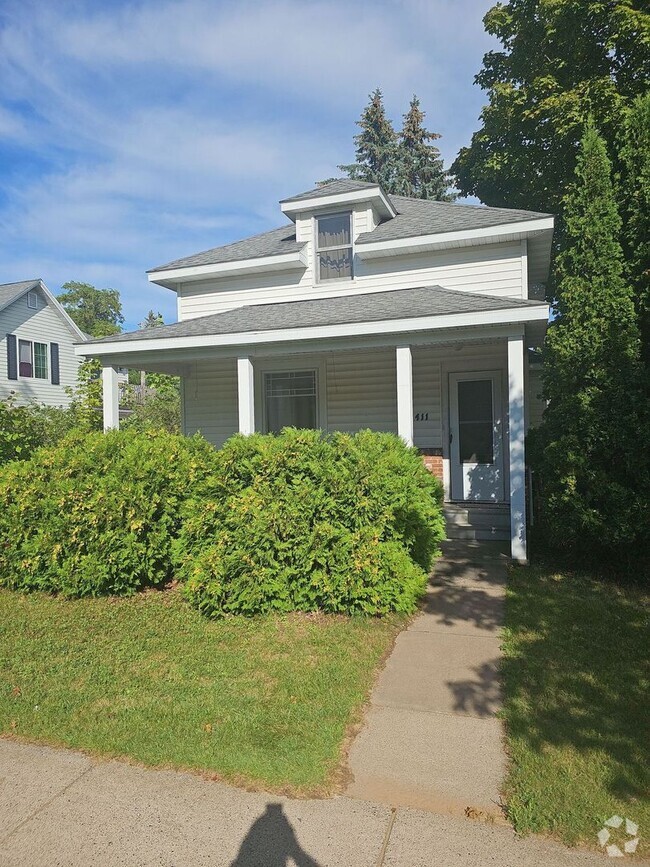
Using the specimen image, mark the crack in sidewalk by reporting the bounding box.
[0,763,94,847]
[375,807,397,867]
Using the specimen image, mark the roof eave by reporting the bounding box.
[147,248,308,288]
[75,303,549,358]
[280,186,397,222]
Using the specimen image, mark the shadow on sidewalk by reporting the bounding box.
[229,803,322,867]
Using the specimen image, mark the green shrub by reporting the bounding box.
[0,396,93,465]
[175,428,444,617]
[0,428,217,597]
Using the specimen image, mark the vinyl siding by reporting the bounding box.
[177,240,526,320]
[182,343,513,453]
[0,287,81,406]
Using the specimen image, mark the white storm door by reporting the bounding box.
[449,372,504,502]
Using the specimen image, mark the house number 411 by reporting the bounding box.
[414,412,429,421]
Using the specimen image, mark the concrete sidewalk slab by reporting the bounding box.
[346,705,506,816]
[346,541,508,819]
[373,631,501,716]
[0,742,389,867]
[385,808,609,867]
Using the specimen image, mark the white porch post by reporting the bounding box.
[508,335,527,563]
[237,356,255,435]
[396,345,414,447]
[102,364,120,431]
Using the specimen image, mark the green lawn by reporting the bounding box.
[501,564,649,852]
[0,588,405,792]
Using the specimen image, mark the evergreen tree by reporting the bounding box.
[618,92,650,368]
[338,88,398,190]
[140,310,164,329]
[395,96,455,201]
[531,122,648,573]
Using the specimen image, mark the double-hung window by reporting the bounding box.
[18,340,48,379]
[316,212,353,281]
[264,370,317,433]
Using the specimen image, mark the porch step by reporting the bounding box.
[443,503,510,542]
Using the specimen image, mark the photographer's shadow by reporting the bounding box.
[230,802,322,867]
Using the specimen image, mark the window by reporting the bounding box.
[18,340,33,377]
[316,212,352,280]
[34,342,48,379]
[18,340,48,379]
[264,370,317,433]
[457,379,494,464]
[27,291,38,309]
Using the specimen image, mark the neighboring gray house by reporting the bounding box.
[77,180,554,562]
[1,279,85,406]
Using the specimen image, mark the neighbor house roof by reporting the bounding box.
[148,180,552,276]
[0,279,41,313]
[83,285,543,346]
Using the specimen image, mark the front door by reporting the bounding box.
[449,372,504,502]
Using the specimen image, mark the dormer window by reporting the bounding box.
[316,213,353,281]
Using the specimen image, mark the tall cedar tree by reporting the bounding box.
[618,92,650,368]
[531,123,648,574]
[395,96,455,201]
[338,89,398,191]
[452,1,650,216]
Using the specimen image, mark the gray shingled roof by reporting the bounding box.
[280,178,380,203]
[148,225,304,273]
[84,286,543,346]
[0,279,40,311]
[356,195,550,245]
[148,180,551,275]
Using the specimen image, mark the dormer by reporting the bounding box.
[280,180,397,284]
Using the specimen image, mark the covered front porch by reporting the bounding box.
[92,326,536,563]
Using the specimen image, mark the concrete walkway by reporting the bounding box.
[0,740,611,866]
[346,540,510,818]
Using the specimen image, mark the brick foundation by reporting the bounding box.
[419,448,444,483]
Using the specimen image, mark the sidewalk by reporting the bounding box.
[0,740,609,866]
[346,540,509,819]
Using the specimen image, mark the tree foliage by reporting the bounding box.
[394,96,455,201]
[618,92,650,367]
[452,0,650,215]
[338,88,398,190]
[530,123,649,574]
[337,89,454,199]
[57,281,124,338]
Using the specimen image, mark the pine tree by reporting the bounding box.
[338,88,397,190]
[140,310,164,329]
[395,96,454,201]
[531,122,648,573]
[618,93,650,369]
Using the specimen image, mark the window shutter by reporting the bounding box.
[6,334,17,380]
[50,343,60,385]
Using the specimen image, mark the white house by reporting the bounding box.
[76,180,554,562]
[1,279,86,406]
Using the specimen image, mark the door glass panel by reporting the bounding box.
[458,379,494,463]
[265,371,317,434]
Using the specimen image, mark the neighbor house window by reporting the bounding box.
[316,212,352,280]
[18,340,48,379]
[264,370,317,433]
[27,291,38,309]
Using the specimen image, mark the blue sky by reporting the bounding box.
[0,0,497,329]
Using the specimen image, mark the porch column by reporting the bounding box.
[396,345,414,447]
[508,335,527,563]
[237,356,255,435]
[102,364,120,431]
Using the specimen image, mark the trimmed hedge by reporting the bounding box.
[0,428,445,614]
[174,429,445,617]
[0,428,217,597]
